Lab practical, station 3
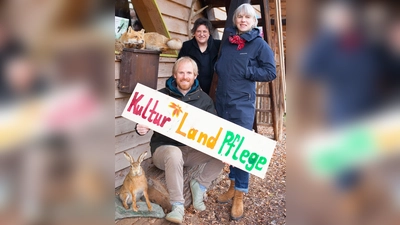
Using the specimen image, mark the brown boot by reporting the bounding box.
[217,180,235,203]
[231,190,244,220]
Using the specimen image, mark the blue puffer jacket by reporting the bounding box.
[215,27,276,129]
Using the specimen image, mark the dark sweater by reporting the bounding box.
[178,36,221,94]
[149,76,217,154]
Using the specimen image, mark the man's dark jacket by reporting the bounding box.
[149,76,217,154]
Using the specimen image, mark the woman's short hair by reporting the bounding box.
[173,57,199,76]
[233,3,258,29]
[191,17,213,35]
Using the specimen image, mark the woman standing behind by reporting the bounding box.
[178,18,221,94]
[215,3,276,220]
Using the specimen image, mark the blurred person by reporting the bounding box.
[302,0,383,126]
[300,0,373,198]
[177,18,221,95]
[0,1,114,225]
[381,14,400,103]
[214,3,276,220]
[2,54,47,104]
[135,57,224,224]
[0,17,46,105]
[295,1,400,225]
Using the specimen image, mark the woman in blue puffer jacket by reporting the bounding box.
[215,3,276,221]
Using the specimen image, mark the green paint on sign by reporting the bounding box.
[310,127,377,175]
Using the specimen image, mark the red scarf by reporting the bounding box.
[229,35,246,50]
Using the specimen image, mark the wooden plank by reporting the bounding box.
[158,62,174,78]
[158,0,190,21]
[257,122,273,126]
[168,0,192,8]
[115,130,153,154]
[213,7,227,20]
[115,116,136,136]
[162,16,188,35]
[261,0,272,44]
[275,0,286,113]
[115,80,131,99]
[115,144,151,172]
[157,77,168,90]
[115,61,120,80]
[256,93,271,97]
[255,109,272,113]
[170,32,189,42]
[115,166,130,188]
[253,5,261,16]
[115,97,129,117]
[159,56,176,63]
[217,28,224,37]
[131,0,170,36]
[206,8,220,38]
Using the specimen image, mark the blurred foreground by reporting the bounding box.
[2,0,400,224]
[289,0,400,224]
[0,1,114,225]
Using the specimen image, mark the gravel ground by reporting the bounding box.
[182,125,286,225]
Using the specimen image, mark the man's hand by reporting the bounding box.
[135,124,150,136]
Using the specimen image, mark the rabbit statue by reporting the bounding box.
[118,151,152,211]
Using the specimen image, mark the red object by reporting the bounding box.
[229,35,246,50]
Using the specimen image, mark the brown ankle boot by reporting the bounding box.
[217,180,235,203]
[231,190,244,220]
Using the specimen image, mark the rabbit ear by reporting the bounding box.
[138,151,147,163]
[123,152,134,164]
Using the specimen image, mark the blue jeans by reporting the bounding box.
[229,166,249,193]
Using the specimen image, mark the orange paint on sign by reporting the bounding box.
[176,112,223,149]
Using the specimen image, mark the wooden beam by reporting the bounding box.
[261,0,272,44]
[131,0,169,36]
[131,0,178,57]
[275,0,286,114]
[206,7,221,39]
[268,0,286,141]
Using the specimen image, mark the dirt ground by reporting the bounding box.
[182,125,286,225]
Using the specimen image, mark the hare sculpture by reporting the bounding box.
[118,151,152,211]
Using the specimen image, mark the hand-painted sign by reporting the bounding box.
[122,83,277,179]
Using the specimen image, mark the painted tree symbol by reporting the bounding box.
[169,102,183,117]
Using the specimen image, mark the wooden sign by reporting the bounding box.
[122,83,277,179]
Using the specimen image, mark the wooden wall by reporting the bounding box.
[115,0,287,187]
[115,0,204,188]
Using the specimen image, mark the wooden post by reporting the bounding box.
[261,0,285,141]
[275,0,286,113]
[271,0,285,141]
